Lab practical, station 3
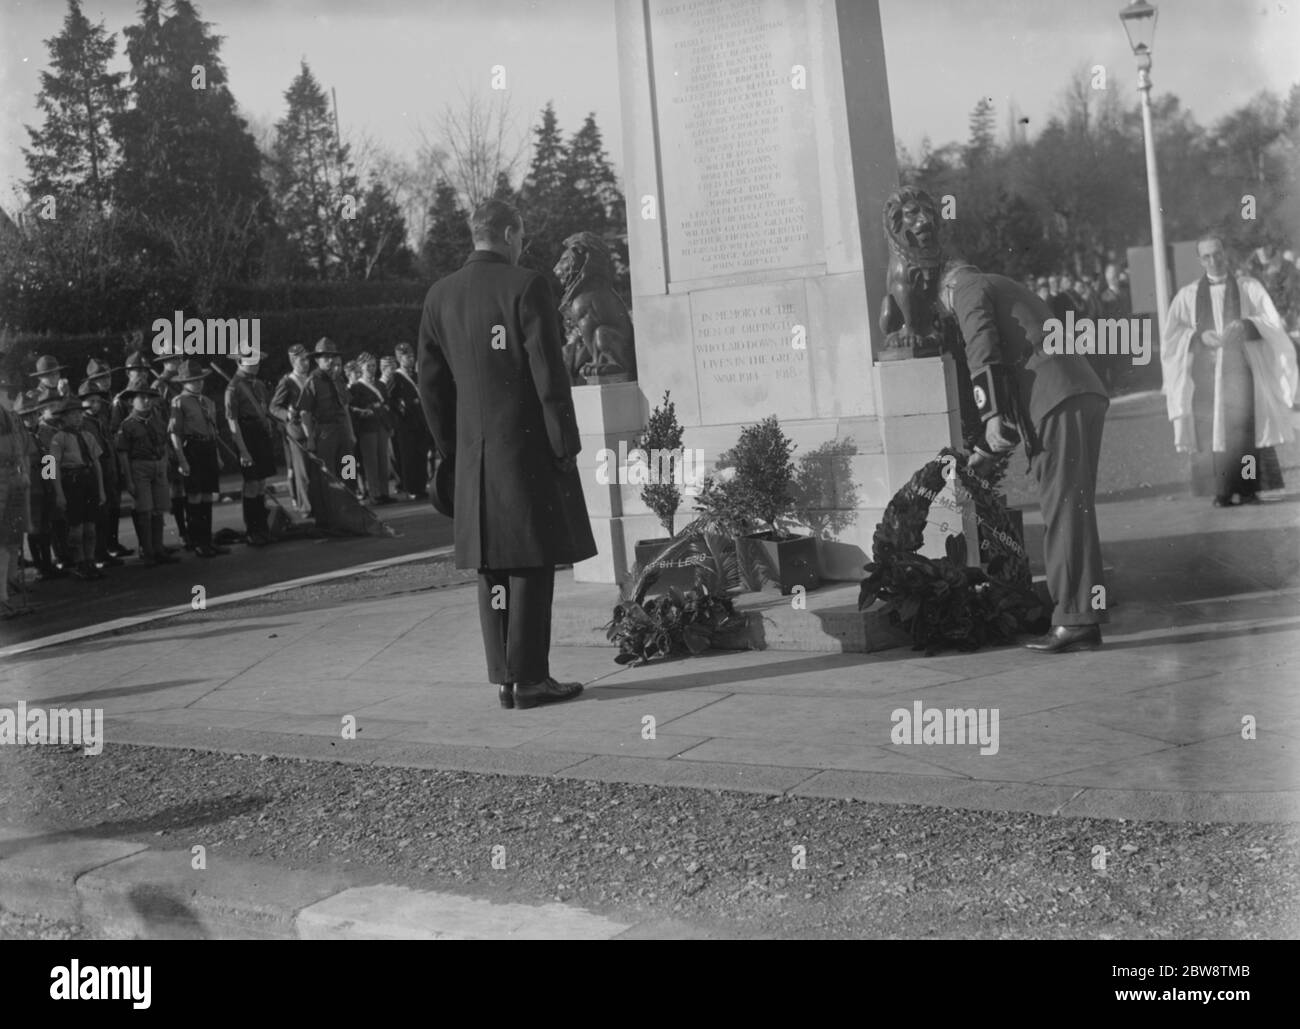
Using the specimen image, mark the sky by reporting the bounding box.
[1,0,1296,207]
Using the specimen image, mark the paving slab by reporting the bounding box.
[3,492,1297,824]
[557,755,818,795]
[790,770,1083,817]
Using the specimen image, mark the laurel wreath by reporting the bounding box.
[858,447,1047,653]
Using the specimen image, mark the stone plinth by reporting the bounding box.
[572,381,650,583]
[615,0,972,580]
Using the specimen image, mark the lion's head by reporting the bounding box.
[555,231,616,306]
[883,186,942,265]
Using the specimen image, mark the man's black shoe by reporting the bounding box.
[513,678,583,710]
[1237,493,1261,505]
[107,544,134,557]
[1212,495,1231,508]
[1024,624,1102,654]
[499,684,515,709]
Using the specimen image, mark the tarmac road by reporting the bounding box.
[1,493,455,647]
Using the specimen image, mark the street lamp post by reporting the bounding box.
[1120,0,1171,341]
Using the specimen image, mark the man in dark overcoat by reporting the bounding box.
[939,260,1111,654]
[418,199,597,710]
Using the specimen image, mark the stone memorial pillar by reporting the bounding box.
[614,0,975,582]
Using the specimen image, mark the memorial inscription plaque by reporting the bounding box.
[652,0,823,282]
[691,282,812,421]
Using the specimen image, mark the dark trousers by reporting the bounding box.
[477,566,555,685]
[1031,393,1108,627]
[395,423,432,495]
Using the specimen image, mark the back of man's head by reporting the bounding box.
[469,199,521,246]
[941,258,978,291]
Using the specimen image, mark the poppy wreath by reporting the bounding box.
[858,447,1048,653]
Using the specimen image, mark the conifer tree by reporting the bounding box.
[23,0,127,214]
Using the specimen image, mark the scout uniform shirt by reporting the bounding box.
[116,407,169,462]
[271,371,310,441]
[169,390,221,441]
[50,425,102,472]
[298,368,352,426]
[225,374,274,430]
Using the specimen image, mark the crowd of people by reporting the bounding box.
[0,339,435,619]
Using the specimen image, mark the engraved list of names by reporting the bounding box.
[652,0,823,282]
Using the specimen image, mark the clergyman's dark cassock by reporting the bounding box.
[948,269,1110,628]
[388,368,432,496]
[418,249,597,685]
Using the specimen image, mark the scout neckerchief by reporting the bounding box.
[1195,273,1241,339]
[128,407,165,451]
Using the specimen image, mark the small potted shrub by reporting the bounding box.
[718,415,819,595]
[629,391,699,592]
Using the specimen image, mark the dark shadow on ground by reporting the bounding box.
[0,678,209,707]
[0,793,270,860]
[127,884,210,939]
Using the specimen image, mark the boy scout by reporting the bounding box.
[169,360,229,558]
[116,386,179,565]
[49,398,106,580]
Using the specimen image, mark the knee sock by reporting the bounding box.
[187,501,207,548]
[82,523,97,564]
[243,496,260,537]
[133,513,153,559]
[151,512,166,558]
[171,497,188,541]
[94,512,110,560]
[200,502,216,548]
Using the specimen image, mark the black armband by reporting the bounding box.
[970,364,1016,420]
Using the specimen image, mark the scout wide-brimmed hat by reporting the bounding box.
[429,453,455,519]
[52,397,85,416]
[77,379,110,399]
[29,354,68,378]
[15,393,59,417]
[313,338,341,357]
[119,386,161,400]
[172,359,211,384]
[124,351,150,371]
[85,357,116,378]
[288,343,308,359]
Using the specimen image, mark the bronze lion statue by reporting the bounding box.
[878,186,945,359]
[554,232,636,384]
